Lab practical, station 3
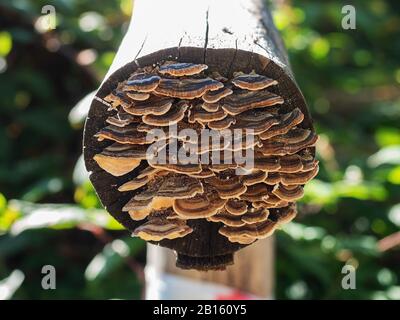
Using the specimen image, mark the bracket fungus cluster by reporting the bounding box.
[84,58,319,270]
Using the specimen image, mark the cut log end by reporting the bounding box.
[176,253,234,271]
[83,47,318,271]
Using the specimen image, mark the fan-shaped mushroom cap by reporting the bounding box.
[227,235,256,245]
[259,108,304,140]
[158,62,208,77]
[231,111,279,135]
[173,188,226,219]
[281,166,319,185]
[95,124,152,145]
[278,154,305,173]
[222,90,284,115]
[93,154,141,177]
[149,161,202,175]
[185,134,230,155]
[100,143,149,159]
[134,174,203,201]
[219,219,277,239]
[123,73,161,92]
[188,104,227,124]
[118,176,150,192]
[241,207,269,224]
[154,78,224,99]
[187,167,215,179]
[207,211,246,227]
[201,102,220,112]
[118,168,165,192]
[272,203,297,224]
[299,152,319,172]
[205,176,247,199]
[126,92,150,101]
[241,170,268,186]
[133,217,193,241]
[202,87,233,103]
[143,102,188,126]
[123,193,177,220]
[272,184,304,201]
[260,129,318,156]
[232,73,278,91]
[104,85,132,109]
[225,199,248,215]
[253,154,281,171]
[264,172,282,185]
[208,116,236,130]
[226,135,261,152]
[106,113,138,127]
[136,166,162,179]
[240,183,270,202]
[123,96,174,116]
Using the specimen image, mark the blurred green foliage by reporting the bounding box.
[0,0,399,299]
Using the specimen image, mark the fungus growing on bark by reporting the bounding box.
[232,72,278,91]
[154,78,224,99]
[158,62,208,76]
[133,217,193,241]
[84,56,319,270]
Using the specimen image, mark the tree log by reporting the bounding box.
[83,0,315,271]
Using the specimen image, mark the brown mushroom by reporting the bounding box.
[94,124,152,145]
[123,96,174,116]
[239,183,270,202]
[133,217,193,241]
[260,129,318,156]
[252,153,281,171]
[149,161,202,175]
[202,87,233,103]
[263,172,281,185]
[106,112,138,127]
[118,168,165,192]
[207,211,246,227]
[259,108,304,140]
[123,73,161,92]
[241,207,269,224]
[93,154,141,177]
[241,170,268,186]
[232,73,278,91]
[227,235,256,245]
[126,92,150,101]
[201,102,220,112]
[272,203,297,225]
[272,184,304,201]
[207,116,236,130]
[173,188,226,219]
[225,199,248,215]
[158,62,208,76]
[143,102,188,126]
[231,111,279,135]
[219,219,278,239]
[154,78,224,99]
[188,104,227,124]
[280,166,319,185]
[205,176,247,199]
[222,89,284,115]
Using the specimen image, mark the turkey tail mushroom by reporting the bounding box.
[85,48,318,271]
